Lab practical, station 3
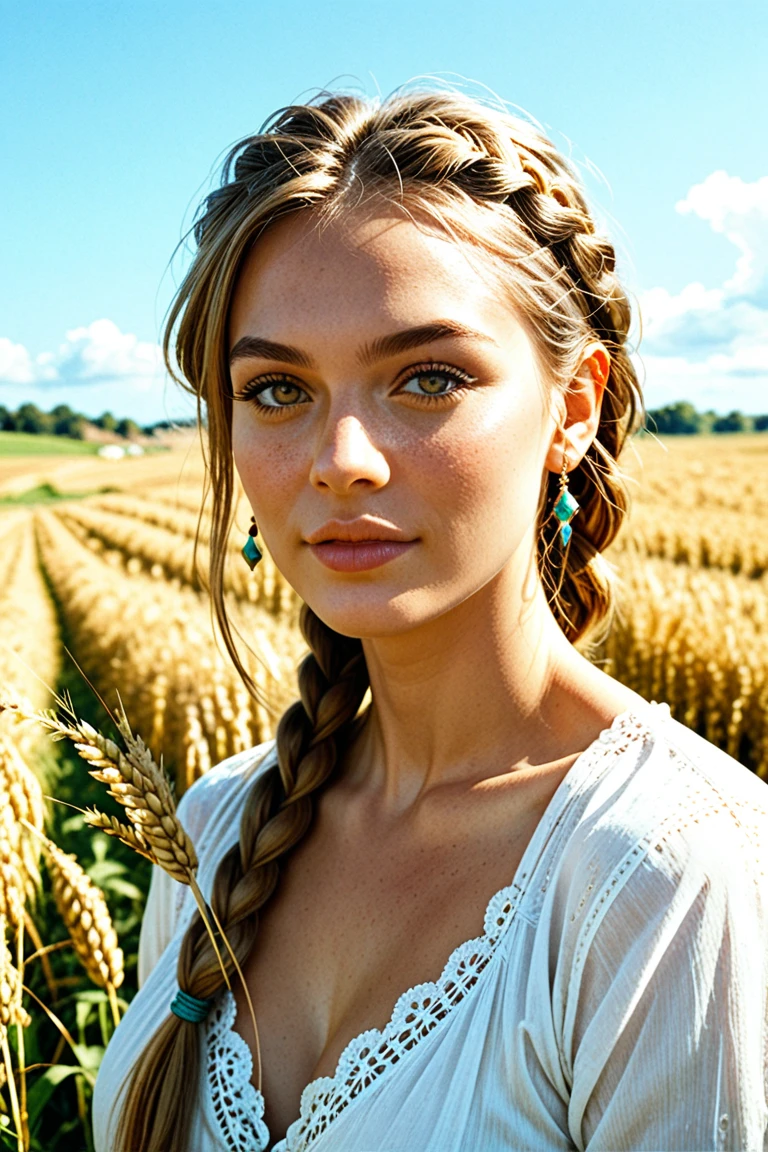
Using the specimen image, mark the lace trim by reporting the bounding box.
[205,707,657,1152]
[205,990,270,1152]
[281,882,521,1152]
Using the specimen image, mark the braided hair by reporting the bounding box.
[116,87,642,1150]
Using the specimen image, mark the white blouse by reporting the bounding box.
[92,702,768,1151]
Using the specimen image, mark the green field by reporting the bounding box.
[0,431,101,456]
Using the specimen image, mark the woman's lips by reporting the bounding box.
[308,540,417,572]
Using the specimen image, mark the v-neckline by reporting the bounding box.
[204,705,661,1152]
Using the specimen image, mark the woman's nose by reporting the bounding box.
[309,413,391,494]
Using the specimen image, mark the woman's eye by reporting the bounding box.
[238,378,310,409]
[398,364,476,400]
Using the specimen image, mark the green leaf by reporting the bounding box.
[87,859,126,883]
[61,815,86,836]
[27,1064,84,1134]
[72,990,110,1005]
[0,1126,18,1151]
[97,876,144,902]
[75,997,96,1035]
[71,1043,104,1078]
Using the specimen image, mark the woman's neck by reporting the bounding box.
[343,569,597,812]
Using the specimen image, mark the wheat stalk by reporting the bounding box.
[0,734,44,833]
[0,916,29,1034]
[0,914,28,1152]
[82,808,154,862]
[3,696,263,1063]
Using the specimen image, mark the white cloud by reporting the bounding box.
[0,338,38,385]
[676,171,768,295]
[639,171,768,413]
[0,320,193,424]
[50,319,163,389]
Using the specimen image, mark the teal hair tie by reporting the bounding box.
[170,988,212,1023]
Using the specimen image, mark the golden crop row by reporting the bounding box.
[626,434,768,516]
[57,503,301,616]
[602,549,768,777]
[616,504,768,579]
[87,492,216,545]
[0,513,59,721]
[35,511,308,795]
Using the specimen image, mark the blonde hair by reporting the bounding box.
[116,87,642,1150]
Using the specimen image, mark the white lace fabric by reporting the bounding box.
[205,992,270,1152]
[92,705,768,1152]
[203,883,521,1152]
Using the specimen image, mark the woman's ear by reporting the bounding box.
[545,342,610,472]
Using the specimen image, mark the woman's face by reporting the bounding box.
[229,207,557,638]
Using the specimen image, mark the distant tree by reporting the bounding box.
[645,401,703,435]
[96,411,118,433]
[143,418,196,433]
[162,419,195,429]
[15,403,52,434]
[50,403,85,439]
[753,414,768,432]
[50,404,73,419]
[712,410,750,433]
[116,417,141,440]
[0,405,11,431]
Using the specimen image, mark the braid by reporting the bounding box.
[116,606,369,1152]
[508,184,641,643]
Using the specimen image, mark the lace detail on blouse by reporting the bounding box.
[205,989,270,1152]
[282,882,522,1151]
[203,709,656,1152]
[207,882,521,1152]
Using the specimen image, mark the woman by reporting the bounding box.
[92,88,768,1151]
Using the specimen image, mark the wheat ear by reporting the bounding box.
[4,698,265,1053]
[63,722,196,883]
[0,803,25,932]
[40,834,124,1026]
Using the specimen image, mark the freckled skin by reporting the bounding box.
[225,207,645,1140]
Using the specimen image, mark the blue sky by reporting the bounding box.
[1,0,766,423]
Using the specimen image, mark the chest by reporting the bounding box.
[230,769,565,1141]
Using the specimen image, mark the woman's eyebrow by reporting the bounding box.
[229,336,313,368]
[358,321,498,366]
[229,321,497,370]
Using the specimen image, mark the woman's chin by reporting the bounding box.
[304,593,437,640]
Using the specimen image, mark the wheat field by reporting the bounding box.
[0,431,766,1148]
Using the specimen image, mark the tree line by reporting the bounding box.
[1,399,766,440]
[0,403,196,440]
[645,402,768,435]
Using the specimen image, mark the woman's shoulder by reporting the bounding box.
[532,706,768,1151]
[584,701,765,831]
[551,701,767,919]
[635,703,765,838]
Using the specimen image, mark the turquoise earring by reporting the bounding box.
[553,452,579,545]
[242,516,263,570]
